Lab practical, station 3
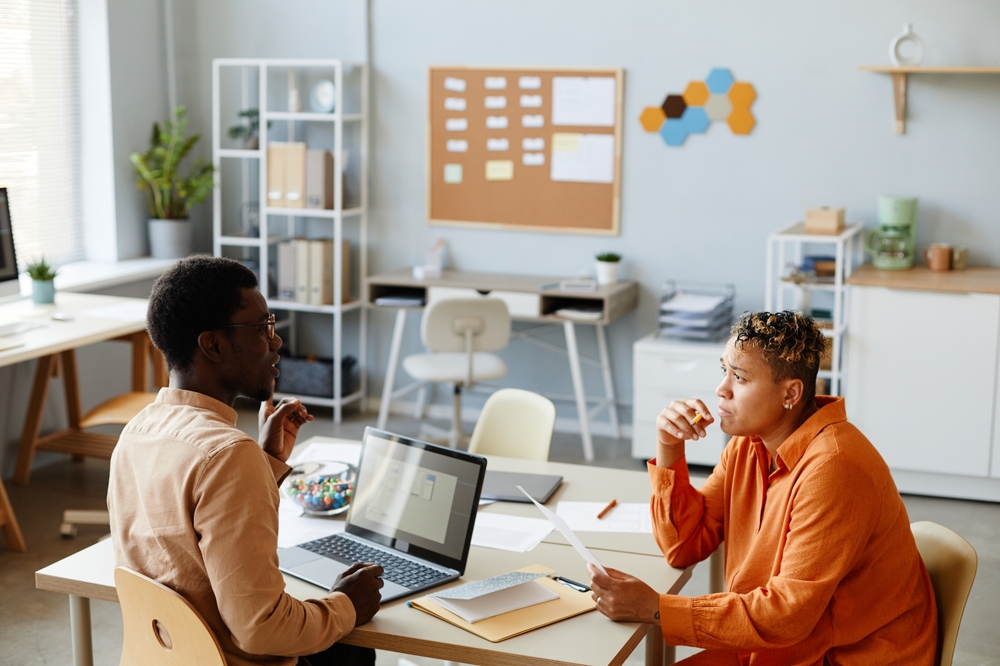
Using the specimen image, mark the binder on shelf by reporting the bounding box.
[306,149,334,210]
[284,142,307,208]
[276,241,297,301]
[267,143,286,206]
[409,565,595,643]
[295,239,311,304]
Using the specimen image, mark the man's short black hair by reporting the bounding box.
[147,256,259,372]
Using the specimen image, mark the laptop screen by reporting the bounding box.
[346,428,487,572]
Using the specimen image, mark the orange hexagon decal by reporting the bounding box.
[682,81,709,107]
[728,108,756,135]
[728,82,756,108]
[639,106,667,132]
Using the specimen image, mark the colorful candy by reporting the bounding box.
[284,474,355,515]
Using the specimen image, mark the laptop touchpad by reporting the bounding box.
[278,546,324,569]
[290,558,348,590]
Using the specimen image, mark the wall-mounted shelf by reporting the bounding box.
[859,66,1000,135]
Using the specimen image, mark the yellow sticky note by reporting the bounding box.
[552,133,580,151]
[485,160,514,181]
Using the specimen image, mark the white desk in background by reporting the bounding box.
[366,270,640,461]
[37,437,705,666]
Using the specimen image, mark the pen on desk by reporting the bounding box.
[539,281,560,290]
[552,575,590,592]
[597,498,617,519]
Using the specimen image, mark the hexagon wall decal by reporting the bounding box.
[640,68,755,147]
[661,94,687,119]
[705,68,735,94]
[639,106,667,132]
[682,81,709,107]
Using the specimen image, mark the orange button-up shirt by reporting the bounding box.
[649,396,937,665]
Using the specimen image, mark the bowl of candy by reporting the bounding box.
[282,461,356,516]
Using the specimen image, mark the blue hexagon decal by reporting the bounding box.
[705,68,735,94]
[659,118,688,146]
[681,107,710,134]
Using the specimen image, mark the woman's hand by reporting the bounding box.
[588,564,661,624]
[656,399,714,447]
[258,397,314,463]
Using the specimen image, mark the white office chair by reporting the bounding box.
[403,298,510,448]
[468,388,555,461]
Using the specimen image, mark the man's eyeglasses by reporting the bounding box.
[221,313,276,339]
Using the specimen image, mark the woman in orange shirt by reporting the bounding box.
[588,311,937,665]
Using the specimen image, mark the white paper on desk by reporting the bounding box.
[550,133,614,184]
[661,292,727,314]
[83,301,148,322]
[517,486,607,575]
[277,498,346,549]
[288,441,361,467]
[471,512,553,553]
[551,76,616,127]
[556,502,653,533]
[433,579,557,624]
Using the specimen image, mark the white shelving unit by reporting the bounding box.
[764,222,864,396]
[212,58,368,421]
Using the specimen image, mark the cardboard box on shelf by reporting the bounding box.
[804,207,845,235]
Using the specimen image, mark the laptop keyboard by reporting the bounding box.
[300,535,451,590]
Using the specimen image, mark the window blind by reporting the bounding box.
[0,0,83,270]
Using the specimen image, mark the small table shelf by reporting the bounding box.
[859,66,1000,135]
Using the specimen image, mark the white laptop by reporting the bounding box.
[278,427,488,603]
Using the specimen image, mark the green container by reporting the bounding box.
[32,279,55,304]
[877,196,918,228]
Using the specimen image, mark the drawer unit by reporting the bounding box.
[427,286,541,319]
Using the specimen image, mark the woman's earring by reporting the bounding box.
[784,403,793,410]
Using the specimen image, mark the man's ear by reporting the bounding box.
[197,330,226,364]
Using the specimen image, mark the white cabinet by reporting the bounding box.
[632,334,728,466]
[846,286,999,480]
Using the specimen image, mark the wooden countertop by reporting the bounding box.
[847,263,1000,294]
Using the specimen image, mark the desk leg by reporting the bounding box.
[709,542,725,594]
[0,478,27,552]
[69,594,94,666]
[595,323,620,439]
[645,630,676,666]
[377,309,408,430]
[13,354,57,485]
[563,321,594,462]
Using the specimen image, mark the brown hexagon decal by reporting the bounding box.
[639,106,667,132]
[728,82,756,108]
[682,81,709,107]
[728,108,756,134]
[661,94,687,119]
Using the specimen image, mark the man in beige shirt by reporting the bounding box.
[109,256,383,666]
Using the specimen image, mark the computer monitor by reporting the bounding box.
[0,188,21,299]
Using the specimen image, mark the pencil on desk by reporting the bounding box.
[597,499,617,519]
[692,412,704,426]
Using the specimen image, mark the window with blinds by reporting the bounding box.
[0,0,83,270]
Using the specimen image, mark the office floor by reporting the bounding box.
[2,407,999,665]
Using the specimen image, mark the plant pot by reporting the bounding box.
[148,218,192,259]
[32,279,55,304]
[595,260,619,286]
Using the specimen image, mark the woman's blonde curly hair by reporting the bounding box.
[730,311,830,401]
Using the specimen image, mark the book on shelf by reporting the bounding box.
[276,238,351,306]
[277,242,297,300]
[305,149,334,210]
[294,238,310,303]
[267,142,307,209]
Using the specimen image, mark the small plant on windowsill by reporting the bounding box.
[595,252,622,286]
[26,257,58,304]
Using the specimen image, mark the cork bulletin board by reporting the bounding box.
[427,66,624,235]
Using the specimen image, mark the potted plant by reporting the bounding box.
[130,106,214,259]
[227,109,269,150]
[595,252,622,285]
[26,257,57,304]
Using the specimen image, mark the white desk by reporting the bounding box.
[36,440,696,666]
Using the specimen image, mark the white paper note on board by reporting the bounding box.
[443,164,463,184]
[485,96,507,109]
[486,138,509,151]
[520,94,542,108]
[446,139,468,152]
[551,133,614,183]
[552,77,616,126]
[484,76,507,90]
[522,137,545,151]
[445,118,468,131]
[485,160,514,180]
[485,116,508,129]
[522,114,544,128]
[519,76,541,89]
[444,97,467,111]
[523,152,545,166]
[444,77,466,92]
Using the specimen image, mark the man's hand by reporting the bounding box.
[331,562,385,626]
[588,564,661,624]
[258,397,314,463]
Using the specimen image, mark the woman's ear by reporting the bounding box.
[783,378,805,409]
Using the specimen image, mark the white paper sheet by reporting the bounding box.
[518,76,541,90]
[555,502,653,533]
[277,497,346,549]
[486,138,509,151]
[520,94,542,108]
[288,440,361,467]
[521,114,544,128]
[517,486,607,574]
[661,292,727,314]
[444,97,467,111]
[446,139,468,152]
[551,76,616,127]
[550,133,614,184]
[432,580,557,623]
[485,96,507,109]
[445,118,468,131]
[83,301,148,322]
[444,77,466,92]
[471,511,554,553]
[484,76,507,90]
[522,137,544,151]
[485,115,508,129]
[522,152,545,166]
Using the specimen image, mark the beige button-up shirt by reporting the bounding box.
[108,388,356,665]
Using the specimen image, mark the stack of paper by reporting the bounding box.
[430,571,558,624]
[659,290,733,340]
[471,512,553,552]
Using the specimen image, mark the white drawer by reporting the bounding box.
[634,349,722,392]
[427,286,540,319]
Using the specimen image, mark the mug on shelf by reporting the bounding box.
[951,246,969,271]
[924,244,952,272]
